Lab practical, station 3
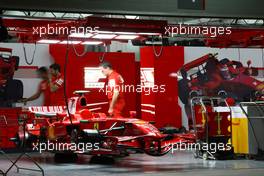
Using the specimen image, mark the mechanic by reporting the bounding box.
[202,57,223,93]
[178,69,192,125]
[21,67,51,105]
[99,61,125,117]
[49,63,65,106]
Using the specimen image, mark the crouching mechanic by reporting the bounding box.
[99,61,125,117]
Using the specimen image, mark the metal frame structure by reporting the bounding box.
[239,101,264,158]
[190,96,232,160]
[1,9,264,47]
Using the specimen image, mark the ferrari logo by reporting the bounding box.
[215,112,222,135]
[94,123,99,130]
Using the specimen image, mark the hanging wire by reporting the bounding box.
[71,40,107,61]
[63,36,73,125]
[262,48,264,77]
[236,48,242,80]
[72,42,87,57]
[99,44,107,62]
[23,43,37,65]
[152,36,163,58]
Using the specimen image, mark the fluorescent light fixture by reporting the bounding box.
[60,40,81,44]
[37,39,60,44]
[69,33,93,38]
[115,31,137,35]
[244,19,257,24]
[115,35,139,40]
[82,41,103,45]
[81,14,93,17]
[98,31,136,35]
[92,34,117,39]
[145,41,162,45]
[125,15,139,19]
[98,31,114,34]
[97,31,158,36]
[138,32,161,36]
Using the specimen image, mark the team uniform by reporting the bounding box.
[39,80,50,106]
[50,74,65,106]
[107,71,125,117]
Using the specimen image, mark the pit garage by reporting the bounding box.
[0,1,264,176]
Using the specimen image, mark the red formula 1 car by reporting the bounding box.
[14,91,193,159]
[178,53,264,105]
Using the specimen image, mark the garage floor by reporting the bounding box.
[0,151,264,176]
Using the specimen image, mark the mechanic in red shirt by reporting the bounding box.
[99,61,125,117]
[21,67,51,106]
[49,63,65,106]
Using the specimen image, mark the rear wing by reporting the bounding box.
[28,106,66,116]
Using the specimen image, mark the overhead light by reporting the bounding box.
[37,39,60,44]
[145,41,162,45]
[60,40,81,44]
[125,15,139,19]
[244,19,257,24]
[69,33,93,38]
[138,32,161,36]
[98,31,137,35]
[115,35,139,40]
[82,41,103,45]
[115,32,137,35]
[97,31,159,36]
[92,34,117,39]
[98,31,114,34]
[81,14,93,17]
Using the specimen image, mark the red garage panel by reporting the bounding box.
[140,46,184,128]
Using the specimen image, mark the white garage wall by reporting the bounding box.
[184,47,264,67]
[0,43,54,106]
